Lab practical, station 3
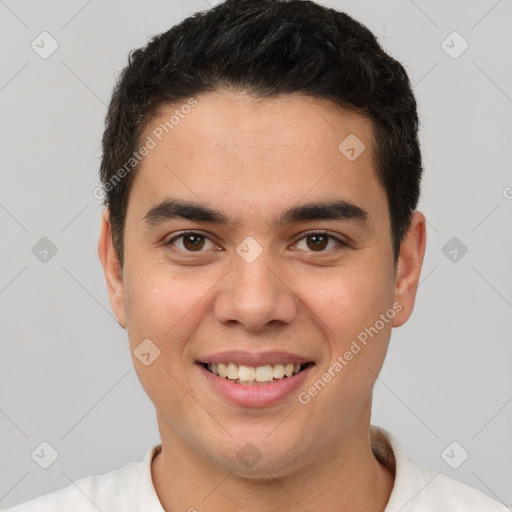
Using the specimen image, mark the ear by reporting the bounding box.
[98,209,127,328]
[392,211,427,327]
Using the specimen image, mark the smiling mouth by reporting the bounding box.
[200,361,314,385]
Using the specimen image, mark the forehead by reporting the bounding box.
[142,90,375,165]
[129,90,385,226]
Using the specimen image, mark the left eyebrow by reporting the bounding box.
[271,200,368,229]
[142,198,368,229]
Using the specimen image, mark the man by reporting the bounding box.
[6,0,507,510]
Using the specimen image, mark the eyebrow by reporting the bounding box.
[142,198,368,229]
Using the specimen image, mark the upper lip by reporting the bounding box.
[197,350,314,367]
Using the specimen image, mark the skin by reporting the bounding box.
[99,90,426,512]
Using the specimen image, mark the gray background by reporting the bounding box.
[1,0,511,509]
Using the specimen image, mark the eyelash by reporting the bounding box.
[166,230,349,255]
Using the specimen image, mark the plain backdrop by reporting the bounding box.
[1,0,511,509]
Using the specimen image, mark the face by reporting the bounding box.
[99,90,425,477]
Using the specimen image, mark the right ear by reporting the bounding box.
[98,209,127,328]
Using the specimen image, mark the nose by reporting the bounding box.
[213,245,298,331]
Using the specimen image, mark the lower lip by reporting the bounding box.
[196,363,314,407]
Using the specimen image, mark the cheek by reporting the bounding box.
[295,270,394,426]
[299,263,395,343]
[123,268,216,419]
[123,264,219,351]
[300,262,395,400]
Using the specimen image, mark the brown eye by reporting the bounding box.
[182,234,205,251]
[294,232,347,253]
[306,234,329,251]
[167,232,215,252]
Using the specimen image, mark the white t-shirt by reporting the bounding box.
[4,425,508,511]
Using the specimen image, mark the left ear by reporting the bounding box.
[392,211,427,327]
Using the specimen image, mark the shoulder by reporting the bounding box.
[3,462,139,512]
[407,464,509,511]
[3,445,161,512]
[370,426,509,512]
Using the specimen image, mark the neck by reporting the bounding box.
[151,411,394,512]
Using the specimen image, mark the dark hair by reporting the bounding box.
[100,0,422,265]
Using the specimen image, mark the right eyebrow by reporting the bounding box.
[143,199,230,226]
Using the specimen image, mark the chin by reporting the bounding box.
[205,431,311,479]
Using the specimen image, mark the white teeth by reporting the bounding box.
[238,365,255,381]
[284,363,294,377]
[206,362,307,383]
[227,363,238,380]
[218,363,228,378]
[255,365,274,382]
[273,364,285,379]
